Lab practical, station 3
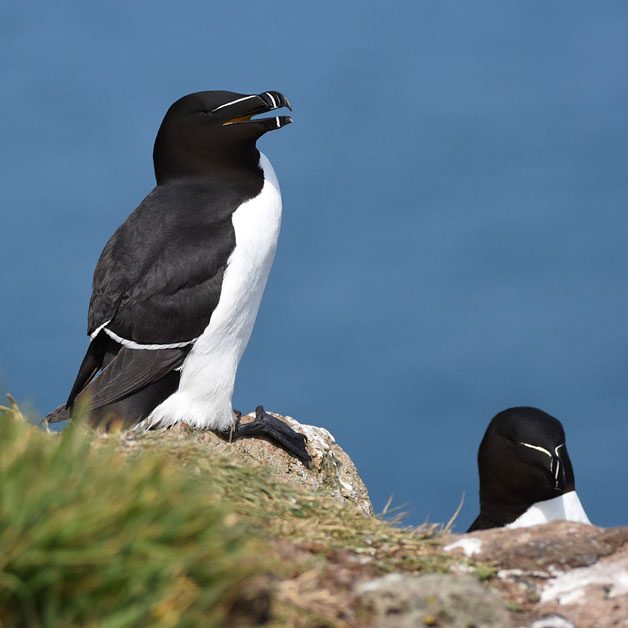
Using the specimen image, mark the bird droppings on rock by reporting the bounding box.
[540,548,628,605]
[444,536,483,557]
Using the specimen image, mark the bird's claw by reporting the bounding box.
[233,405,312,468]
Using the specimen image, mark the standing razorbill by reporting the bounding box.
[46,90,311,466]
[468,407,590,531]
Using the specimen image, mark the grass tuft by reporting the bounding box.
[0,407,257,627]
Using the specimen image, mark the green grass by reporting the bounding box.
[0,406,257,627]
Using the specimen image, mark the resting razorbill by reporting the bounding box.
[468,407,590,531]
[46,90,311,466]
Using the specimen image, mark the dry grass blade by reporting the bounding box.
[442,492,465,535]
[0,393,26,421]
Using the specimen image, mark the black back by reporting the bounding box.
[468,407,576,531]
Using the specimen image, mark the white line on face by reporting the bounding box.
[520,442,552,458]
[212,94,258,112]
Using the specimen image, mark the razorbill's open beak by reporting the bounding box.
[214,91,292,130]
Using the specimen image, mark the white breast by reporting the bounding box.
[146,152,282,431]
[507,490,591,528]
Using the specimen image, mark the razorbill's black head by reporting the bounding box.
[468,407,590,531]
[153,90,292,182]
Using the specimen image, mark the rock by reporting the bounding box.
[446,521,628,572]
[115,410,373,516]
[529,616,575,628]
[444,521,628,627]
[356,573,512,628]
[258,412,373,516]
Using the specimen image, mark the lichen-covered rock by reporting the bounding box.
[444,521,628,627]
[115,410,372,516]
[356,573,511,627]
[267,412,373,516]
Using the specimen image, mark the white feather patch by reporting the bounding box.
[146,152,282,431]
[507,491,591,528]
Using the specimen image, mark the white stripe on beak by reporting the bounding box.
[265,92,278,108]
[212,94,259,112]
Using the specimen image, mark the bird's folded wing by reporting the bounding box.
[87,185,237,345]
[76,345,186,410]
[48,344,187,424]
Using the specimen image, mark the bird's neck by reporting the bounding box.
[153,143,261,185]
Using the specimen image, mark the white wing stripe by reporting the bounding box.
[102,327,197,350]
[90,320,112,339]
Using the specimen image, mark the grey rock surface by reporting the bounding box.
[356,573,511,628]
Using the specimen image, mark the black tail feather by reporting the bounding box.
[66,333,107,408]
[44,404,70,424]
[76,345,186,411]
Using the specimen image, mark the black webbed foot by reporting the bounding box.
[232,405,312,468]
